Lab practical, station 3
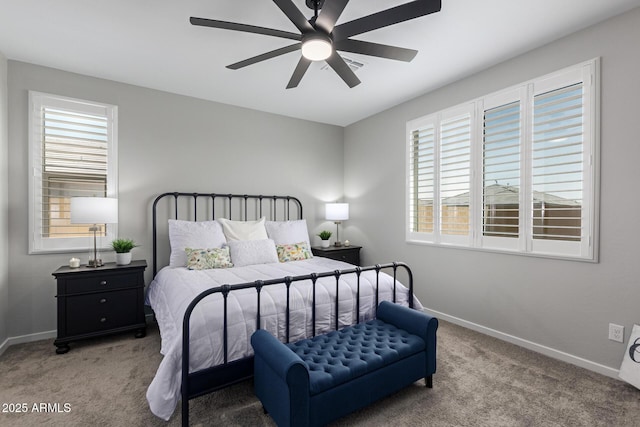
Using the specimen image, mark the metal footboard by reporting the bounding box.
[180,262,414,426]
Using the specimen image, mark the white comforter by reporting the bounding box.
[145,257,421,420]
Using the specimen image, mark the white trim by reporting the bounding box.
[0,330,57,357]
[424,307,619,379]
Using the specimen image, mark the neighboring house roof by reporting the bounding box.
[419,184,580,206]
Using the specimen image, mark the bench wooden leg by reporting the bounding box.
[426,375,433,388]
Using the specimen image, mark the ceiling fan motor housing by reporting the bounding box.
[305,0,325,10]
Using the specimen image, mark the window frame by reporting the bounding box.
[406,59,600,262]
[28,91,118,254]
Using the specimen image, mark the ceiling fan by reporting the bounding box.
[190,0,442,89]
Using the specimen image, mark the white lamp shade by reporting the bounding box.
[325,203,349,221]
[70,197,118,224]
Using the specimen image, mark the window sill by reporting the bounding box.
[28,246,113,256]
[405,239,598,263]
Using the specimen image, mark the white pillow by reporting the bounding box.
[265,219,312,248]
[218,217,268,241]
[227,239,279,267]
[168,220,227,267]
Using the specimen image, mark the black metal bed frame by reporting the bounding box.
[151,193,414,426]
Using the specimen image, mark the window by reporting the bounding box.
[407,59,599,261]
[29,92,118,253]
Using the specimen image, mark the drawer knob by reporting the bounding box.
[100,298,107,304]
[100,280,107,286]
[100,317,107,323]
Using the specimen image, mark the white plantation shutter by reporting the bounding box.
[408,120,435,235]
[406,107,473,245]
[29,92,118,253]
[532,83,583,242]
[529,62,596,259]
[483,100,521,239]
[406,59,598,261]
[439,112,471,243]
[43,107,109,237]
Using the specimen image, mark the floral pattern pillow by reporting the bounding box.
[276,241,313,263]
[185,247,233,270]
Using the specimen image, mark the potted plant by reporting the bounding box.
[111,238,138,265]
[317,230,332,248]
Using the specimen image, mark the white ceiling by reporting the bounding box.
[1,0,639,126]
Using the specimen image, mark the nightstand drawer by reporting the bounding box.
[311,246,362,266]
[66,289,138,336]
[65,272,140,294]
[330,251,359,264]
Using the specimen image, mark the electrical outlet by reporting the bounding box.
[609,323,624,343]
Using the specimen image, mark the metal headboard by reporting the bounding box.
[152,192,303,276]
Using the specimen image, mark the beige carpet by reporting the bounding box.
[0,320,639,427]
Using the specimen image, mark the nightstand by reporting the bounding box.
[52,260,147,354]
[311,245,362,266]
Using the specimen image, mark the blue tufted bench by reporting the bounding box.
[251,301,438,427]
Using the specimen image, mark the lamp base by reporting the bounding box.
[88,224,103,267]
[334,241,343,247]
[87,259,104,268]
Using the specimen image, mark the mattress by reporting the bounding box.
[145,257,421,420]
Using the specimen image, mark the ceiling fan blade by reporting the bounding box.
[332,0,441,41]
[326,52,361,88]
[272,0,314,33]
[335,39,417,62]
[315,0,349,34]
[286,57,312,89]
[227,44,301,70]
[190,17,301,41]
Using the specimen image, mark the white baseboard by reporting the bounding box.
[0,330,56,357]
[425,307,620,379]
[0,312,621,380]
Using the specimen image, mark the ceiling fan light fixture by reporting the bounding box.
[301,33,332,61]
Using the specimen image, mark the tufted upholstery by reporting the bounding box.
[252,301,438,427]
[287,320,425,395]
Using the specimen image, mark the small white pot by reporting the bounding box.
[320,239,331,248]
[116,252,132,265]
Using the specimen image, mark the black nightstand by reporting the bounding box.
[311,245,362,266]
[52,260,147,354]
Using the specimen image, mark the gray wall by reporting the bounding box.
[0,51,8,349]
[344,8,640,372]
[6,61,343,338]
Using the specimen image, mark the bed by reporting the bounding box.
[145,192,420,424]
